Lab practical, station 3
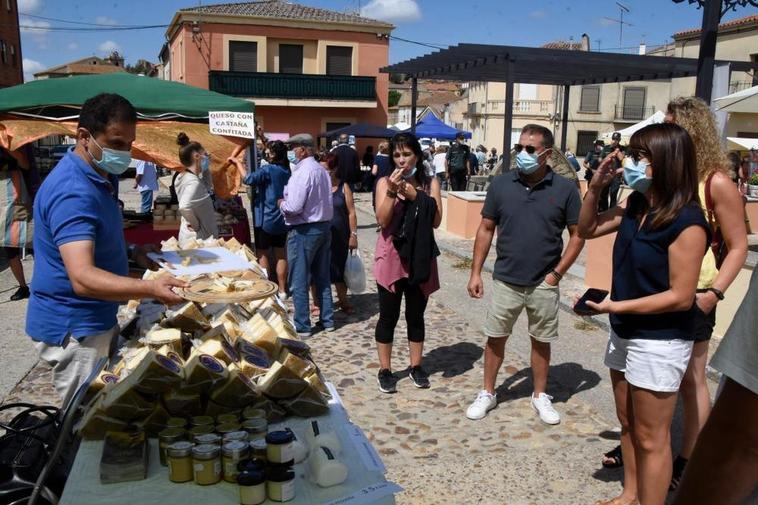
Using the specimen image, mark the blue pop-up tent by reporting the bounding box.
[410,114,471,140]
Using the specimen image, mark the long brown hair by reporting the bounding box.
[176,132,204,167]
[629,122,699,229]
[666,96,732,181]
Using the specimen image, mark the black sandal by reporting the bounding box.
[602,445,623,469]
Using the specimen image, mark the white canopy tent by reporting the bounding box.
[727,137,758,151]
[601,110,666,142]
[714,85,758,113]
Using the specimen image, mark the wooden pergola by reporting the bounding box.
[382,43,758,167]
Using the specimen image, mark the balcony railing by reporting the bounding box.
[729,80,756,94]
[469,99,552,116]
[208,71,376,101]
[614,105,655,122]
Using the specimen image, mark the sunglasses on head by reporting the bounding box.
[514,144,546,155]
[627,148,648,163]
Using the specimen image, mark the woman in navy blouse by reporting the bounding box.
[577,123,709,505]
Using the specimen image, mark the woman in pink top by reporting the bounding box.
[373,133,443,394]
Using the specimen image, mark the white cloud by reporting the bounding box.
[94,16,118,26]
[529,9,547,19]
[22,58,45,82]
[360,0,421,23]
[98,40,122,55]
[19,16,50,48]
[18,0,42,14]
[67,42,79,51]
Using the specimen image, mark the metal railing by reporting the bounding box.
[614,105,655,121]
[728,80,756,94]
[208,71,376,101]
[470,99,553,115]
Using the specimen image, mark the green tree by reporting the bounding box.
[388,89,401,107]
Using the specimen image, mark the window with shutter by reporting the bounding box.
[576,131,598,156]
[579,86,600,112]
[229,41,257,72]
[622,87,646,120]
[279,44,303,74]
[326,46,352,76]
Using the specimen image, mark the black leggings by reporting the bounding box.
[375,279,428,344]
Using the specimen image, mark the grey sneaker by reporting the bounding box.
[377,369,397,394]
[409,366,430,388]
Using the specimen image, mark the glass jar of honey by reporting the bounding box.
[192,444,222,486]
[158,427,186,467]
[167,441,194,483]
[222,440,249,483]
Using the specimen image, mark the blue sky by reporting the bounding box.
[19,0,757,81]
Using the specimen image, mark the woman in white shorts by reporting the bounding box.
[577,123,710,505]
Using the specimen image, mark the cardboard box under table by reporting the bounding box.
[60,385,399,505]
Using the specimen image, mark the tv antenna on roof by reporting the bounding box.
[603,2,633,48]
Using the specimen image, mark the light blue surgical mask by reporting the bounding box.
[623,157,652,193]
[200,154,210,172]
[402,166,417,180]
[88,136,131,175]
[287,151,297,164]
[515,150,540,175]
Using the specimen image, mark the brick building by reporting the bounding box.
[0,0,22,87]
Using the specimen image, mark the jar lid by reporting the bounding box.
[158,427,186,441]
[217,414,239,424]
[242,418,267,432]
[192,443,220,459]
[191,415,214,426]
[166,440,194,458]
[237,458,266,473]
[242,407,267,420]
[216,422,242,433]
[189,425,214,436]
[222,430,248,442]
[194,433,222,445]
[249,439,267,451]
[237,470,265,486]
[266,466,295,483]
[222,440,249,456]
[166,417,187,428]
[265,430,294,445]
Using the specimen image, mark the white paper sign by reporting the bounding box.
[209,111,255,139]
[147,247,251,276]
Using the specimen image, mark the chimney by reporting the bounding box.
[581,33,590,51]
[638,43,646,55]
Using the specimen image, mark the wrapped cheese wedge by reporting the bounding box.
[196,336,239,365]
[160,237,179,251]
[239,244,256,262]
[113,345,151,377]
[204,400,242,419]
[304,420,342,456]
[164,302,209,332]
[308,445,348,488]
[88,371,120,394]
[245,399,287,424]
[303,371,330,398]
[280,384,329,418]
[238,351,271,380]
[136,402,171,435]
[99,380,155,420]
[198,323,234,345]
[280,351,317,378]
[183,352,229,394]
[210,363,261,408]
[257,361,307,399]
[144,328,183,355]
[77,401,129,440]
[240,315,280,357]
[279,338,312,360]
[223,237,242,252]
[162,388,204,416]
[155,345,186,367]
[200,302,229,319]
[128,350,185,394]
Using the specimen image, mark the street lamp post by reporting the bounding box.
[673,0,758,103]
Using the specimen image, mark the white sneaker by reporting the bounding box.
[531,393,560,425]
[278,292,289,302]
[466,390,497,420]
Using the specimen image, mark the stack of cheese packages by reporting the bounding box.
[77,237,330,439]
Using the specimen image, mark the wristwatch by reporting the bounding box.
[350,231,358,237]
[707,287,725,301]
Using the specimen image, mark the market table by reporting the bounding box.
[60,385,399,505]
[124,219,252,248]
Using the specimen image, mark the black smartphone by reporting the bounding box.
[573,288,609,316]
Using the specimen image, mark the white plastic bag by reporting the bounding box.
[344,250,367,294]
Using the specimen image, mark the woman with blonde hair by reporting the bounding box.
[663,96,748,489]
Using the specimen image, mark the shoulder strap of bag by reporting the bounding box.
[704,172,717,229]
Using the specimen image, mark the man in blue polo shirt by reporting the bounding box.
[26,93,185,406]
[465,124,585,425]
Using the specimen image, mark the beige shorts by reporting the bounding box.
[483,279,559,342]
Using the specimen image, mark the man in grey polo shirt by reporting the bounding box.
[466,124,584,424]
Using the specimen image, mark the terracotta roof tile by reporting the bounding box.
[674,13,758,38]
[180,0,393,28]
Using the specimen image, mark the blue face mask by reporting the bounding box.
[402,166,417,180]
[515,150,540,175]
[200,154,210,172]
[88,136,131,175]
[287,151,297,164]
[623,157,652,193]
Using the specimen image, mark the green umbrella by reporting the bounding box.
[0,73,253,120]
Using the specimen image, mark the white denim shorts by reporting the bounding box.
[604,330,693,393]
